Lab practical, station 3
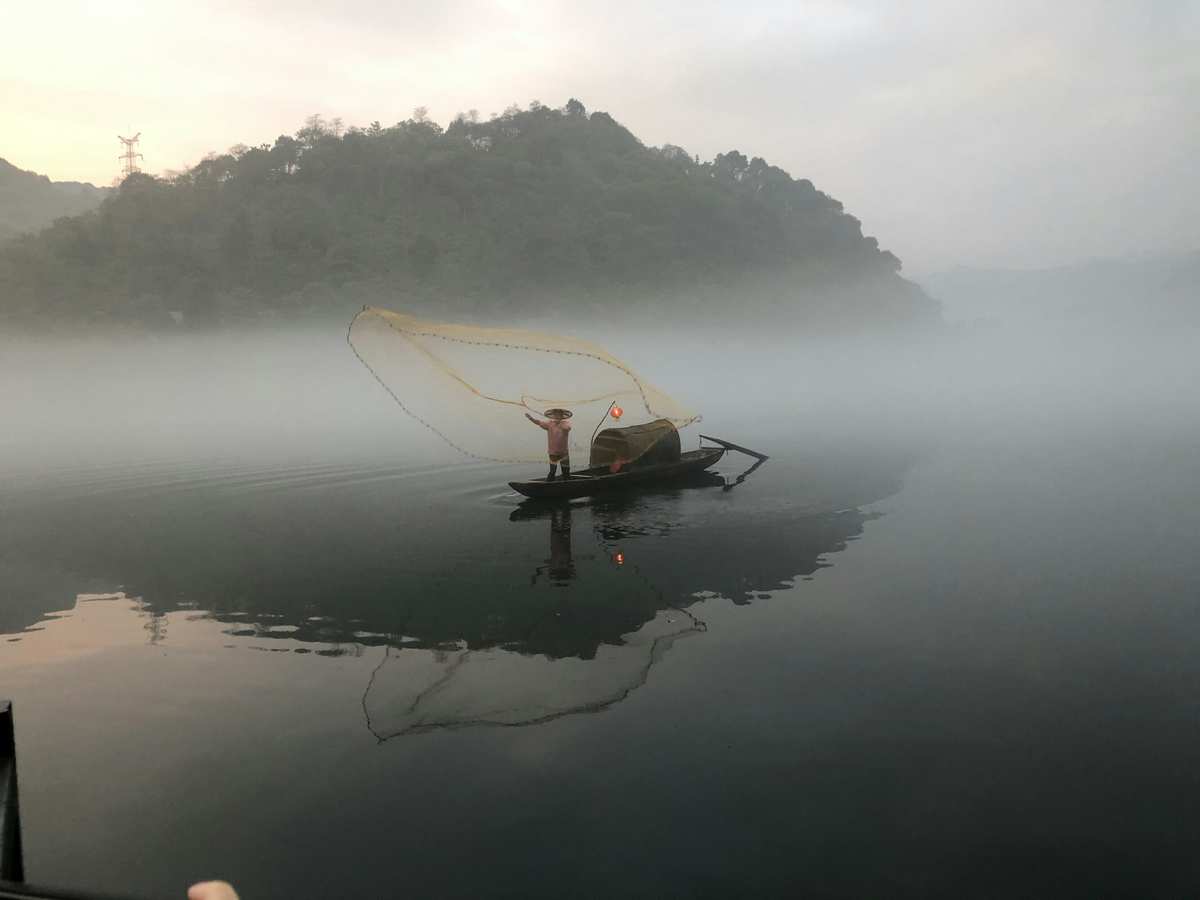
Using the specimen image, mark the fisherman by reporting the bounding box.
[525,408,573,480]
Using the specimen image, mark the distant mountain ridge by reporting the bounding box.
[0,158,109,244]
[921,253,1199,327]
[0,101,937,331]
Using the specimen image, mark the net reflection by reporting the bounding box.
[359,606,705,739]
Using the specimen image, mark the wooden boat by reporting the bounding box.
[509,447,725,499]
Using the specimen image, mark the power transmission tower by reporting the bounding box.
[117,133,143,179]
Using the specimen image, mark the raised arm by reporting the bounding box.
[525,412,549,429]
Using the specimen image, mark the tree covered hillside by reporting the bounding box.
[0,158,108,245]
[0,101,936,329]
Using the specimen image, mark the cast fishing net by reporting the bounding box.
[347,306,700,464]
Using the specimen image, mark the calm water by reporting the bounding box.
[2,328,1199,897]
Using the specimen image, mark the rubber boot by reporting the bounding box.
[547,464,557,481]
[561,463,571,479]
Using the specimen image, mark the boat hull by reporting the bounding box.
[508,448,725,499]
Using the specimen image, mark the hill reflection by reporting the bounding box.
[1,448,911,661]
[1,449,910,735]
[198,488,876,658]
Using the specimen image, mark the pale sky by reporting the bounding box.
[3,0,1197,272]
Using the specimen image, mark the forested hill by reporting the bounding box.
[0,101,937,330]
[0,158,108,245]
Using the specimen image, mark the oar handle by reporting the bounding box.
[698,434,769,461]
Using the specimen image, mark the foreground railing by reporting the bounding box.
[0,702,22,886]
[0,703,134,900]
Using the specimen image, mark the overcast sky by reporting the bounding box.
[3,0,1196,272]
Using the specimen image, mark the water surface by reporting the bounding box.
[2,327,1198,897]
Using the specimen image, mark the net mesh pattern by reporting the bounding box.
[348,306,700,464]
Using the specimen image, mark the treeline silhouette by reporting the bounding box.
[0,100,936,329]
[0,157,107,245]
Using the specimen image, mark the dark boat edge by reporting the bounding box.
[508,448,725,499]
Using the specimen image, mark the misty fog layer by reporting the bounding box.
[3,315,1194,472]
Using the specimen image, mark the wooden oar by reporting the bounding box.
[698,434,769,461]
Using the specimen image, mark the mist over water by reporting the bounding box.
[9,306,1194,464]
[2,308,1199,897]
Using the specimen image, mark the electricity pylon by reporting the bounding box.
[117,133,143,178]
